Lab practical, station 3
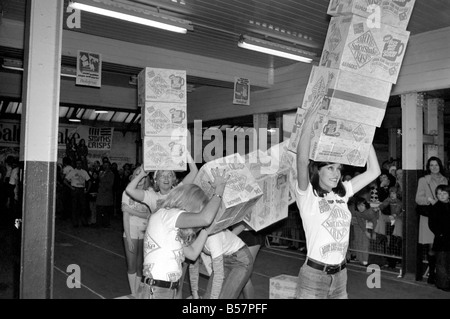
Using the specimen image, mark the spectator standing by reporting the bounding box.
[88,170,99,226]
[77,138,89,170]
[415,156,448,283]
[96,161,115,228]
[61,157,74,221]
[428,184,450,291]
[65,159,91,227]
[65,136,78,168]
[350,196,378,266]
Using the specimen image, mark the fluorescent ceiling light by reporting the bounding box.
[238,35,314,63]
[95,110,109,114]
[69,0,193,34]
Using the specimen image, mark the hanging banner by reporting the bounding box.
[59,125,114,151]
[233,77,250,106]
[76,50,102,87]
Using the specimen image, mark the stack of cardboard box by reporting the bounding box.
[138,67,188,171]
[289,0,416,166]
[243,149,290,232]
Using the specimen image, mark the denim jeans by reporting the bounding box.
[295,261,348,299]
[137,283,179,299]
[205,246,254,299]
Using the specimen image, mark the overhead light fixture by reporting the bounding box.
[247,20,321,49]
[95,110,109,114]
[69,0,193,34]
[238,35,314,63]
[69,108,81,123]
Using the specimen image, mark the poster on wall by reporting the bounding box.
[76,50,102,88]
[60,125,114,151]
[233,77,250,106]
[0,120,20,163]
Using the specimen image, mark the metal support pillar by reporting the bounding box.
[20,0,63,299]
[401,93,424,281]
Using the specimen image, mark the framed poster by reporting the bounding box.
[76,50,102,87]
[233,77,250,105]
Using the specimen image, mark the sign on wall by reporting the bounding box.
[233,77,250,106]
[76,50,102,87]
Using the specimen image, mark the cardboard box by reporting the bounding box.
[138,67,187,105]
[193,153,263,234]
[301,66,392,127]
[289,110,375,166]
[320,14,410,83]
[143,136,187,171]
[310,114,375,166]
[269,274,298,299]
[244,167,290,232]
[327,0,416,31]
[141,102,188,137]
[267,141,297,205]
[287,108,306,154]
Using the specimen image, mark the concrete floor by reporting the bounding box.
[1,215,450,299]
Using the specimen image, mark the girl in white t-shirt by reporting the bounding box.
[188,229,253,299]
[125,153,198,297]
[122,166,151,296]
[131,169,228,299]
[295,104,381,299]
[127,153,198,214]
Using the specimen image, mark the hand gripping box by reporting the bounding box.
[310,113,375,166]
[193,153,263,234]
[243,150,290,231]
[327,0,416,31]
[143,136,187,171]
[289,109,375,167]
[320,14,410,84]
[269,274,298,299]
[301,65,392,127]
[138,67,187,105]
[141,102,188,138]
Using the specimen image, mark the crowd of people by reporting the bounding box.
[57,146,140,228]
[2,126,449,299]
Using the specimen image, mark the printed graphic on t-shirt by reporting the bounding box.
[319,198,331,214]
[320,203,351,258]
[144,233,160,256]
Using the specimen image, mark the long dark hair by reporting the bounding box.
[425,156,445,176]
[309,161,346,198]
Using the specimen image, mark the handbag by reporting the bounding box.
[416,204,431,217]
[416,180,435,217]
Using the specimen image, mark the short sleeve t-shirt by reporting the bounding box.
[143,208,184,282]
[66,168,90,188]
[203,230,245,259]
[122,191,150,226]
[142,182,183,213]
[295,181,354,265]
